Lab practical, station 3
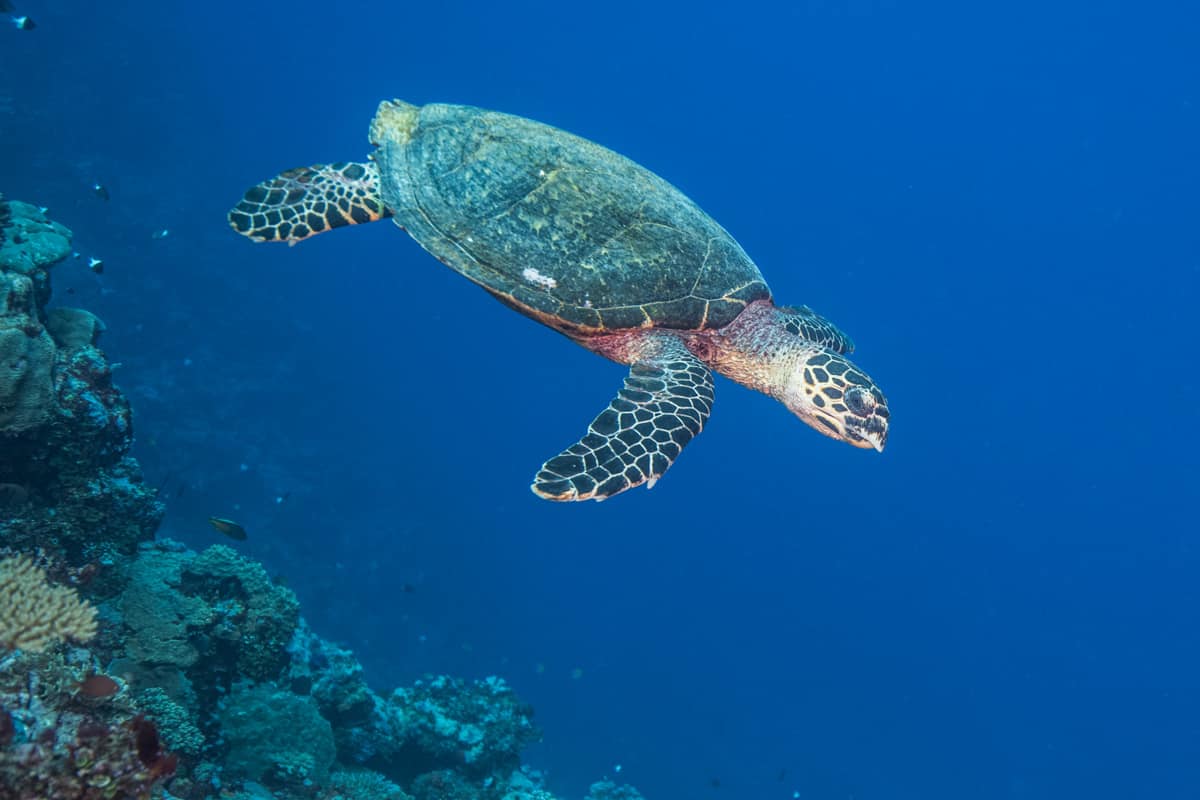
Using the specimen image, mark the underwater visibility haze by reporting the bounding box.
[1,1,1198,798]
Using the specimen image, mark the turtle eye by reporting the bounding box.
[845,387,876,417]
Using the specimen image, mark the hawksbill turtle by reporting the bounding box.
[228,100,890,502]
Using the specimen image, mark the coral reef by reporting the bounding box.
[219,681,336,787]
[0,197,648,800]
[386,674,540,780]
[0,195,162,575]
[182,544,300,682]
[585,781,646,800]
[0,553,97,652]
[282,626,543,788]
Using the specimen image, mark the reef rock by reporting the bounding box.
[0,267,55,432]
[45,306,106,352]
[0,195,162,573]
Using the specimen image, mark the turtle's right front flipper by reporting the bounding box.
[532,335,714,502]
[228,161,392,245]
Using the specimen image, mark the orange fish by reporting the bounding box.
[77,674,120,698]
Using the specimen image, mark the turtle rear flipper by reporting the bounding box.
[532,336,713,502]
[228,161,392,245]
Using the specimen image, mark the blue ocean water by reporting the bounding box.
[2,0,1198,797]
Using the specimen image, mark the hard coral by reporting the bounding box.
[287,619,376,732]
[182,544,299,682]
[108,540,299,706]
[0,270,55,433]
[324,768,412,800]
[136,687,204,757]
[0,200,72,277]
[0,198,71,436]
[218,680,336,787]
[391,675,539,780]
[111,545,211,670]
[0,554,97,653]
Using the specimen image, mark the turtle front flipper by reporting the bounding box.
[227,161,392,245]
[532,336,713,502]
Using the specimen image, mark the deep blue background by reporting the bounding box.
[3,1,1198,797]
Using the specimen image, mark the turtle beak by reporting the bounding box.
[846,415,888,452]
[866,419,888,452]
[847,431,886,452]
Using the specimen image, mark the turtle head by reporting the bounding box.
[782,349,890,452]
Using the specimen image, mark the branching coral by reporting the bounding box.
[325,768,411,800]
[0,553,97,652]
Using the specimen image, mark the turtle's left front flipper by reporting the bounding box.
[532,337,713,502]
[228,161,392,245]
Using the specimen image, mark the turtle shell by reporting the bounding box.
[370,101,770,334]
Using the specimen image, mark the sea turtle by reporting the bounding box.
[229,100,890,502]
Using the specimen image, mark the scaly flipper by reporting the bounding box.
[532,335,713,502]
[227,161,392,245]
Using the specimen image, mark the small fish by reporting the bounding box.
[77,674,120,698]
[74,562,100,587]
[88,257,104,274]
[92,183,109,200]
[11,15,34,30]
[400,583,416,594]
[273,490,290,505]
[151,228,169,239]
[208,516,247,541]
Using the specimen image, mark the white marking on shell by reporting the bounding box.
[522,267,558,290]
